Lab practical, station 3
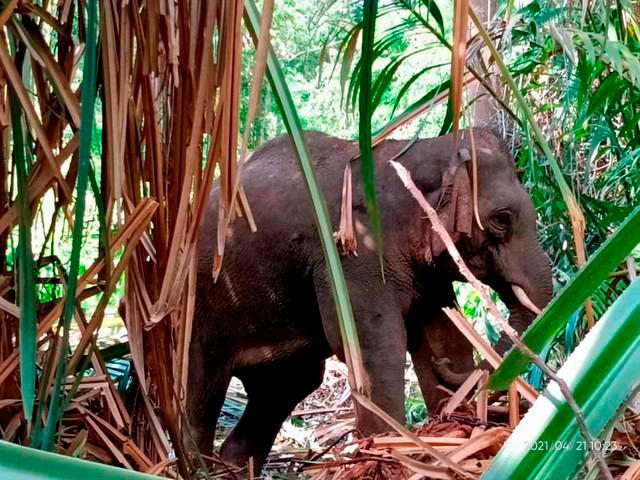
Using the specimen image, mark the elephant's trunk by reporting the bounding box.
[431,356,471,387]
[432,242,552,386]
[493,241,553,356]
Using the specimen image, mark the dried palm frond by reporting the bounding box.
[0,0,265,476]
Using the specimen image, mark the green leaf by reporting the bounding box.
[419,0,446,36]
[373,78,449,140]
[484,278,640,480]
[0,440,161,479]
[390,61,448,116]
[489,204,640,390]
[76,343,131,372]
[400,0,449,46]
[438,93,454,135]
[244,0,367,391]
[370,47,433,113]
[41,0,99,451]
[339,24,362,106]
[8,40,37,431]
[358,0,384,264]
[346,19,414,113]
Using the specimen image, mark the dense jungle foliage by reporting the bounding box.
[0,0,639,478]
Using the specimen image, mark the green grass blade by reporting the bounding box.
[358,0,383,265]
[0,440,161,479]
[484,278,640,480]
[489,204,640,390]
[244,0,367,392]
[88,161,110,281]
[41,0,99,451]
[8,47,37,431]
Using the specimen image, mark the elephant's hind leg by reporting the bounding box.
[220,354,325,472]
[186,340,232,455]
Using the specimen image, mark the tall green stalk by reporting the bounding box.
[359,0,384,268]
[0,440,161,479]
[486,277,640,480]
[8,41,37,434]
[40,0,99,451]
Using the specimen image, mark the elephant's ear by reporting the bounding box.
[427,149,473,262]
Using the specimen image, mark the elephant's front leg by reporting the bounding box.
[314,270,407,435]
[355,309,407,435]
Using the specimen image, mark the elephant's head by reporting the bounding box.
[409,128,553,378]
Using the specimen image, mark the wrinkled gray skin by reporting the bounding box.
[188,128,552,471]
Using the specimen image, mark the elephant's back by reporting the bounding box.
[241,131,359,198]
[198,132,357,263]
[193,132,354,350]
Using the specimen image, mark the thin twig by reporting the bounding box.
[390,160,613,480]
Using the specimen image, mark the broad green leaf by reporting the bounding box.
[358,0,384,265]
[244,0,367,392]
[0,440,160,480]
[41,0,99,451]
[8,39,37,430]
[484,278,640,480]
[489,204,640,390]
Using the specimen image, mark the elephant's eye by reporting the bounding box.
[490,209,513,236]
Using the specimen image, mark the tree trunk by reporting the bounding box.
[470,0,498,128]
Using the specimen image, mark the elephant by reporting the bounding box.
[188,128,553,472]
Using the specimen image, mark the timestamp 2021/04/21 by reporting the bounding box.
[527,440,618,452]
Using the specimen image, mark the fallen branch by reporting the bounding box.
[390,160,613,480]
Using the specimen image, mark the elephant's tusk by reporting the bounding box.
[511,284,542,315]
